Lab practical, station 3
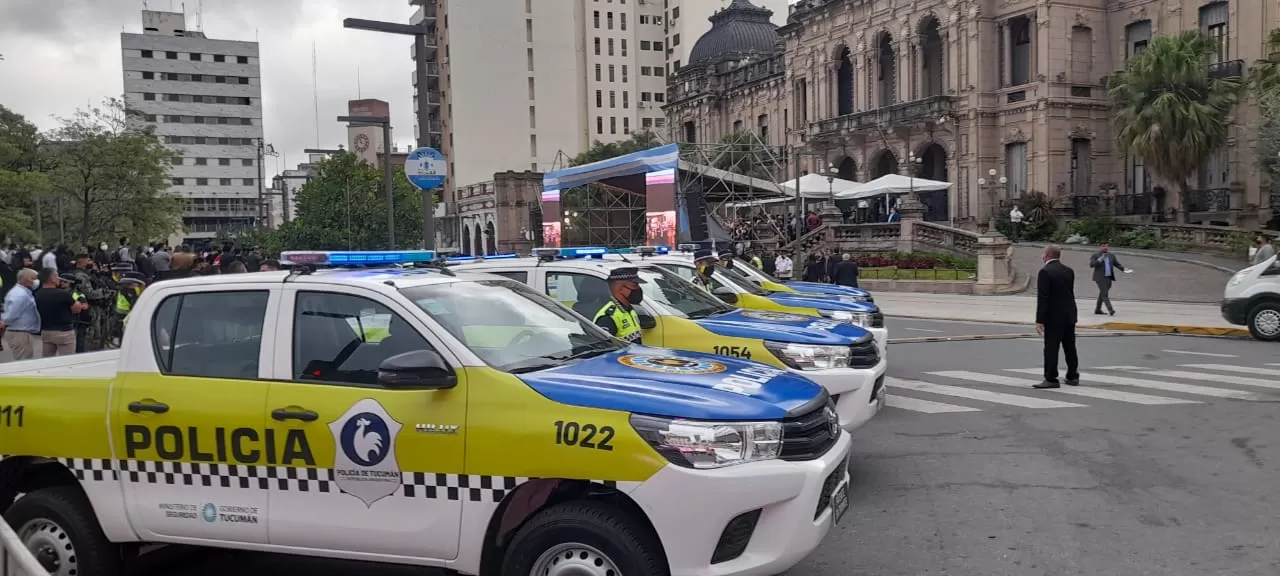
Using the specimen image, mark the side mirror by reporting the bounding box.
[637,313,658,330]
[712,287,739,304]
[377,350,457,390]
[750,279,763,286]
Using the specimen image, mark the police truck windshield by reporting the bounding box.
[719,266,770,295]
[635,266,733,319]
[400,279,624,373]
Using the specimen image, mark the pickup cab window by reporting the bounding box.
[151,290,269,379]
[293,291,435,386]
[400,279,622,374]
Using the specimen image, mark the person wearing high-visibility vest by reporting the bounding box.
[692,249,718,293]
[116,273,147,319]
[592,267,646,344]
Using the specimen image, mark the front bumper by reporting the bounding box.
[1221,298,1251,326]
[868,326,889,359]
[629,431,853,576]
[805,359,886,432]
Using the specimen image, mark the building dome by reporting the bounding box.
[687,0,781,66]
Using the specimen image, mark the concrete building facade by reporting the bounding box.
[121,10,265,243]
[666,0,1279,229]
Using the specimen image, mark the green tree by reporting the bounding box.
[44,98,182,245]
[1108,31,1244,219]
[1250,28,1280,109]
[709,132,776,180]
[0,105,46,240]
[570,131,662,166]
[261,152,424,252]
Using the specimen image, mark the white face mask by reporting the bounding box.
[99,244,108,251]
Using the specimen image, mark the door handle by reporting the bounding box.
[271,408,319,422]
[128,400,169,414]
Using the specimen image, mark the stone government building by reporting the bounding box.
[664,0,1278,230]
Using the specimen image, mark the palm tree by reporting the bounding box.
[1250,28,1280,109]
[1108,30,1244,220]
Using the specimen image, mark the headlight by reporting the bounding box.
[764,341,851,370]
[1228,273,1245,287]
[630,414,782,469]
[819,309,874,326]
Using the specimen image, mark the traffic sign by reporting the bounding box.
[404,147,447,190]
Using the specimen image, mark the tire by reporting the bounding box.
[501,501,667,576]
[4,485,120,576]
[1246,302,1280,342]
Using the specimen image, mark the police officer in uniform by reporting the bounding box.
[692,249,718,293]
[592,267,646,344]
[718,248,738,272]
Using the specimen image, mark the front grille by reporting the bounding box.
[779,401,839,461]
[814,467,843,519]
[869,376,885,403]
[870,311,885,328]
[849,338,880,369]
[710,509,761,564]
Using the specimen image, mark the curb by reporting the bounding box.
[889,315,1034,326]
[1017,242,1242,274]
[887,331,1157,344]
[1085,322,1251,338]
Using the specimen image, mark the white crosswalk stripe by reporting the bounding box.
[878,364,1275,417]
[886,377,1087,409]
[1138,370,1280,391]
[930,371,1200,405]
[1003,369,1261,400]
[884,395,982,414]
[1161,349,1237,358]
[1180,364,1280,377]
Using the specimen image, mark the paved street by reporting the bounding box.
[121,332,1278,576]
[1011,244,1236,304]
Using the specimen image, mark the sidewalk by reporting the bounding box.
[873,292,1245,336]
[1011,244,1233,304]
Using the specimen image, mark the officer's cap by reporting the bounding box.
[718,248,735,259]
[693,249,716,264]
[606,267,646,283]
[122,271,147,282]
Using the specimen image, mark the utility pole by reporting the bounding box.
[337,116,395,248]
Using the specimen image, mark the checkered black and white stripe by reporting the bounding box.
[118,461,335,493]
[58,458,117,482]
[400,473,531,503]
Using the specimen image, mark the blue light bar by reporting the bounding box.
[280,250,438,267]
[632,245,670,255]
[561,247,607,257]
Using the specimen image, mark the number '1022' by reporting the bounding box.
[553,420,614,451]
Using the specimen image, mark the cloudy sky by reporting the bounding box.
[0,0,421,178]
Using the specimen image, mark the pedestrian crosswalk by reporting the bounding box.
[881,363,1280,415]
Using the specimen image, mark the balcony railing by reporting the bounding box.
[1207,59,1244,79]
[1071,194,1155,218]
[1184,187,1237,213]
[808,95,955,138]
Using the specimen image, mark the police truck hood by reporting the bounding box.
[516,347,824,421]
[765,292,878,312]
[694,309,872,344]
[783,281,871,298]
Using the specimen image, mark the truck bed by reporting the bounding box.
[0,350,121,378]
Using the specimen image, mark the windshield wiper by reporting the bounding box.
[552,341,620,361]
[507,360,566,374]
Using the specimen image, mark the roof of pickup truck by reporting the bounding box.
[153,267,510,290]
[452,257,655,273]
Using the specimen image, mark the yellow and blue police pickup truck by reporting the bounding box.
[449,248,887,432]
[600,248,889,361]
[0,250,851,576]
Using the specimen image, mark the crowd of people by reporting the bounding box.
[0,237,279,361]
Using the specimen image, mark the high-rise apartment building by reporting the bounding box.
[411,0,670,194]
[121,10,265,244]
[663,0,790,75]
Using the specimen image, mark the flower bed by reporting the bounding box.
[853,251,977,281]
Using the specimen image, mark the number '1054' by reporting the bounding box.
[0,406,24,427]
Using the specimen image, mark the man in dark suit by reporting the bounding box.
[1089,241,1127,316]
[1034,245,1080,388]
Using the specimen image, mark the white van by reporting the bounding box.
[1221,254,1280,341]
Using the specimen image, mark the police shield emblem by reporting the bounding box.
[329,398,404,507]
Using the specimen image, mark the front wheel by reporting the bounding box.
[1246,302,1280,341]
[4,486,120,576]
[501,501,667,576]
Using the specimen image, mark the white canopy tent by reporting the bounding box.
[838,174,952,200]
[779,173,861,199]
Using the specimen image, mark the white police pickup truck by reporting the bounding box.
[0,250,851,576]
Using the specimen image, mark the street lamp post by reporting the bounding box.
[977,168,1008,232]
[337,115,396,248]
[343,16,436,250]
